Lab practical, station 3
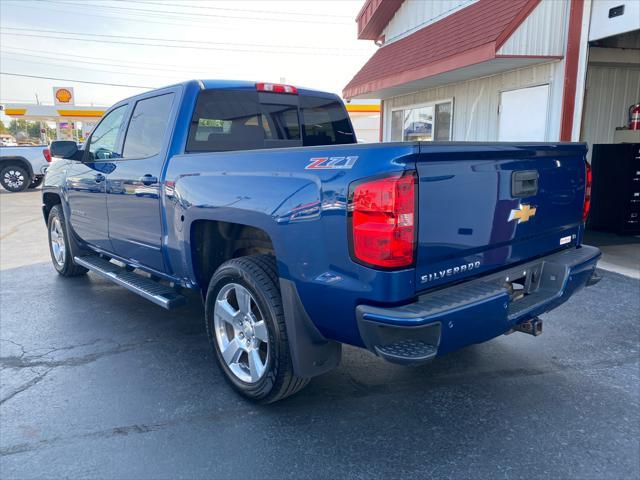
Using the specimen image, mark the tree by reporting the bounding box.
[9,119,29,137]
[6,119,56,143]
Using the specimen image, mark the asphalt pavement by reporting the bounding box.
[1,190,639,479]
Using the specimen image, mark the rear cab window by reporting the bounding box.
[186,88,355,153]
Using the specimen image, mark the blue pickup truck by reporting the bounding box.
[44,80,601,403]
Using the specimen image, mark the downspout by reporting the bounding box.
[560,0,586,141]
[570,0,592,142]
[379,100,384,142]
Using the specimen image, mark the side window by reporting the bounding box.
[88,105,127,160]
[122,93,175,158]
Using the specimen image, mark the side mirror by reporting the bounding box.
[50,140,80,160]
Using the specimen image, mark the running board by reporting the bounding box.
[74,255,187,310]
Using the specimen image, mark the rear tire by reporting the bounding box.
[1,165,30,192]
[205,255,309,403]
[47,205,88,277]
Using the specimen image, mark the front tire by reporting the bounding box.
[47,205,88,277]
[1,165,30,192]
[205,255,308,403]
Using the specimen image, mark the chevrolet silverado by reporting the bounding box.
[43,80,601,403]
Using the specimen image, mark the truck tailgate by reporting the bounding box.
[415,143,587,292]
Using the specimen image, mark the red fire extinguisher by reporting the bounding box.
[629,103,640,130]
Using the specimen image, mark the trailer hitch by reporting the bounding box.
[512,317,543,336]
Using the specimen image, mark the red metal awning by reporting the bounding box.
[356,0,404,41]
[344,0,545,99]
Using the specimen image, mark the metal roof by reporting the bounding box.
[343,0,544,99]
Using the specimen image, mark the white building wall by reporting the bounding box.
[581,65,640,145]
[350,113,380,143]
[589,0,640,41]
[497,0,569,56]
[382,0,478,44]
[384,61,566,142]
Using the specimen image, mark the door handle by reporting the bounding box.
[140,174,158,186]
[512,170,538,197]
[94,173,105,183]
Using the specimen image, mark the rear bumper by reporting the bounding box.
[356,245,601,364]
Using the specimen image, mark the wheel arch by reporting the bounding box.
[189,219,277,293]
[1,157,34,178]
[42,191,62,222]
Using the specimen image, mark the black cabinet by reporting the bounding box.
[588,143,640,235]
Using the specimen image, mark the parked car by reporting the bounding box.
[43,80,601,403]
[0,145,51,192]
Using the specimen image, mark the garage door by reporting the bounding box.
[498,84,549,141]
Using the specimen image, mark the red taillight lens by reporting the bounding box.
[583,160,592,222]
[350,172,416,268]
[256,82,298,94]
[43,148,52,162]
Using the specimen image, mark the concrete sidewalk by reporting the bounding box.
[584,230,640,279]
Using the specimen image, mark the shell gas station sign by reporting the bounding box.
[2,87,106,141]
[53,86,75,106]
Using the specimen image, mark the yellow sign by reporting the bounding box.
[56,109,104,118]
[53,86,74,105]
[508,204,537,224]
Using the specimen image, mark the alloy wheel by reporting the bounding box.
[3,169,25,190]
[50,216,66,267]
[213,282,270,383]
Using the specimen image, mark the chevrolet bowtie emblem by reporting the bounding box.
[508,204,537,224]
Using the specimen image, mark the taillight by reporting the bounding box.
[350,172,416,269]
[256,82,298,94]
[583,160,592,222]
[43,148,52,162]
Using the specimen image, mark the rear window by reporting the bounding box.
[186,89,355,152]
[300,96,355,146]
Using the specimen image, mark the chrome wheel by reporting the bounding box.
[214,283,269,383]
[3,169,25,190]
[50,216,66,267]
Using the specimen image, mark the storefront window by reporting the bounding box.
[435,102,452,141]
[390,100,453,142]
[391,110,404,141]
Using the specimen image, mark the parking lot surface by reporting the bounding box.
[1,190,639,479]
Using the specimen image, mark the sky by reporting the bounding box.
[0,0,378,115]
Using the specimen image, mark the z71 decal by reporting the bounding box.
[306,156,358,170]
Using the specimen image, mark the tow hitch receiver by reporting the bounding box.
[512,317,543,336]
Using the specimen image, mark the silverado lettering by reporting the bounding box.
[421,261,482,283]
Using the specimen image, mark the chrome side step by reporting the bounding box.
[74,255,187,310]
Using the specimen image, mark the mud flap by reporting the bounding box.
[279,278,342,378]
